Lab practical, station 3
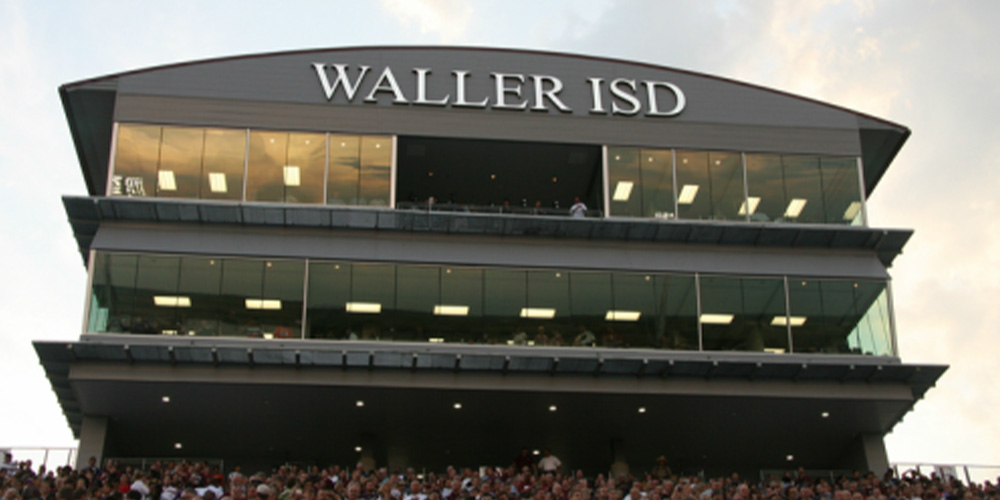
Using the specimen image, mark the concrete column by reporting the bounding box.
[76,416,109,469]
[609,437,629,480]
[840,433,889,474]
[858,433,890,474]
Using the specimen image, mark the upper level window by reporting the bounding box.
[608,147,865,226]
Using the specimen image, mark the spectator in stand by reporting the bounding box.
[538,451,561,475]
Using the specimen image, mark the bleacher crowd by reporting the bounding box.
[2,456,998,500]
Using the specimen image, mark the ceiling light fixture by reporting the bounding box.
[700,313,734,325]
[613,181,634,202]
[678,184,700,204]
[785,198,807,218]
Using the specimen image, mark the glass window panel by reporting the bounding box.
[359,136,392,206]
[654,274,699,350]
[259,260,305,338]
[745,154,785,223]
[246,130,288,202]
[306,262,351,340]
[440,267,484,343]
[133,255,181,335]
[568,272,611,347]
[396,265,440,342]
[639,149,674,219]
[157,127,204,198]
[820,157,863,225]
[484,269,526,344]
[89,253,138,333]
[708,152,745,221]
[607,147,642,217]
[608,273,658,348]
[112,124,160,197]
[787,279,831,353]
[848,281,892,356]
[176,257,222,336]
[525,270,570,345]
[675,150,712,220]
[285,132,326,204]
[781,155,825,223]
[349,263,395,340]
[328,135,360,205]
[201,128,246,201]
[220,259,264,337]
[700,276,787,352]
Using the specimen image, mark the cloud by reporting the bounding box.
[379,0,474,43]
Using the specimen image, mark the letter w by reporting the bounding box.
[312,63,370,101]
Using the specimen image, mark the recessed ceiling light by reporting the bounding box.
[245,299,281,310]
[548,405,557,412]
[738,197,761,216]
[786,454,794,461]
[843,201,862,221]
[154,296,191,308]
[208,172,227,193]
[346,302,382,314]
[678,184,700,204]
[161,396,171,403]
[355,400,365,407]
[532,449,540,456]
[354,446,362,452]
[433,305,469,316]
[613,181,634,202]
[638,407,647,414]
[158,171,177,191]
[785,198,807,218]
[453,403,462,410]
[700,313,734,325]
[174,443,183,450]
[771,316,807,327]
[821,412,830,418]
[520,308,556,319]
[283,166,301,187]
[605,310,641,321]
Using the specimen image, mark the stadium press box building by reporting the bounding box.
[37,47,946,475]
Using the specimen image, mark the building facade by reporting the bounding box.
[37,47,945,475]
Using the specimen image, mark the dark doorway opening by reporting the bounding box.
[396,136,603,215]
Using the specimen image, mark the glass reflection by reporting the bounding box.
[360,136,392,206]
[607,148,642,217]
[87,251,895,357]
[112,124,160,197]
[158,127,204,198]
[201,129,246,201]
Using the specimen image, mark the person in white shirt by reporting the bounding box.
[569,197,588,218]
[537,449,562,473]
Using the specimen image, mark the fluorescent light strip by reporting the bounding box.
[158,170,177,191]
[785,198,807,218]
[612,181,634,202]
[678,184,700,204]
[208,172,228,193]
[771,316,807,327]
[433,305,469,316]
[843,201,862,221]
[700,313,734,325]
[738,196,761,216]
[283,165,301,187]
[346,302,381,314]
[605,310,641,321]
[245,299,282,310]
[153,295,191,307]
[519,308,556,319]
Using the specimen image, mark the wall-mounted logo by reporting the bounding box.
[311,63,685,117]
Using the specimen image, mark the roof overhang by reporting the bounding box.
[63,196,913,268]
[36,335,945,473]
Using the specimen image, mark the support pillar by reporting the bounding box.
[75,416,109,469]
[840,433,889,474]
[609,437,629,480]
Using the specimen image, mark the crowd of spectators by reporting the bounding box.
[3,455,999,500]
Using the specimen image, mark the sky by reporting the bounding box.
[1,0,998,473]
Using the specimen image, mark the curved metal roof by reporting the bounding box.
[59,46,909,197]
